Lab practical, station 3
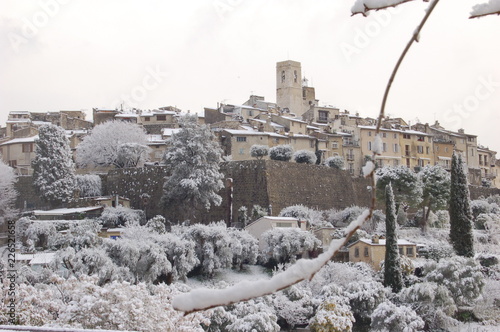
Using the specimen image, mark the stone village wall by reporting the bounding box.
[13,160,500,224]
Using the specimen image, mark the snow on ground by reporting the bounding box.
[186,265,269,289]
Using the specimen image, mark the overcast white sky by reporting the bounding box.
[1,0,499,152]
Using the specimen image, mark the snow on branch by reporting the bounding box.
[172,210,371,314]
[351,0,418,16]
[470,0,500,18]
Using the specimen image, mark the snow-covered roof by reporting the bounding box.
[350,238,416,247]
[251,119,285,129]
[268,132,288,138]
[106,228,124,233]
[280,116,308,124]
[30,252,56,265]
[33,206,103,216]
[307,125,320,130]
[223,129,267,136]
[263,216,299,221]
[162,128,182,136]
[0,136,39,146]
[438,156,452,160]
[6,119,31,123]
[16,253,35,262]
[9,110,30,115]
[115,113,139,118]
[147,135,165,143]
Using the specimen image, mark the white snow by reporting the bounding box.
[373,134,383,155]
[362,161,376,177]
[352,0,412,15]
[172,210,370,313]
[471,0,500,17]
[33,206,103,216]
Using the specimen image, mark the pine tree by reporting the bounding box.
[449,153,474,257]
[161,114,224,221]
[32,124,76,205]
[0,157,17,225]
[384,183,403,293]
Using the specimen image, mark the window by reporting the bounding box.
[393,133,397,139]
[428,137,432,143]
[276,222,292,228]
[436,145,439,152]
[294,70,298,83]
[406,247,414,256]
[393,144,399,153]
[310,140,315,148]
[393,159,399,166]
[332,142,338,149]
[471,149,474,157]
[445,147,449,153]
[318,110,328,123]
[144,117,150,122]
[426,147,430,155]
[382,132,387,138]
[479,155,483,165]
[468,137,475,142]
[383,143,387,152]
[239,148,244,155]
[248,110,254,116]
[348,163,354,174]
[418,159,425,167]
[8,160,17,167]
[355,248,359,257]
[403,134,411,139]
[156,115,166,121]
[405,145,410,156]
[406,158,410,167]
[364,247,369,257]
[368,141,372,151]
[417,136,424,142]
[417,145,423,154]
[236,136,247,142]
[281,71,285,83]
[485,156,488,164]
[399,247,404,255]
[22,143,33,153]
[368,131,372,137]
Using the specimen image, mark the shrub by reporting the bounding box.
[325,156,345,170]
[269,145,293,161]
[250,145,269,160]
[293,150,317,164]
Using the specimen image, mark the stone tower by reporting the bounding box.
[276,60,305,116]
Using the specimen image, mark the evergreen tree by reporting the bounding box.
[161,114,224,221]
[419,165,451,232]
[384,183,403,293]
[376,166,422,212]
[32,124,76,204]
[449,153,474,257]
[0,157,17,225]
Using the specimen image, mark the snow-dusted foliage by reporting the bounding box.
[422,256,484,308]
[173,222,232,277]
[146,215,167,234]
[0,157,17,225]
[384,183,403,293]
[99,206,144,227]
[344,280,388,322]
[269,144,293,161]
[76,120,149,168]
[115,142,151,168]
[261,227,321,265]
[324,155,345,170]
[32,124,76,204]
[370,300,424,332]
[251,204,268,220]
[327,206,384,230]
[449,153,474,257]
[279,204,328,229]
[226,300,280,332]
[272,285,315,328]
[75,174,102,197]
[420,165,451,229]
[0,275,209,331]
[399,282,458,330]
[376,166,423,209]
[162,114,224,219]
[227,228,259,269]
[470,0,500,18]
[309,296,355,332]
[237,206,250,227]
[250,144,269,160]
[293,149,317,164]
[24,220,61,251]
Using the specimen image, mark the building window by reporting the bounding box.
[418,159,425,167]
[276,222,292,228]
[406,247,414,257]
[156,115,166,121]
[239,148,244,155]
[281,71,285,83]
[318,110,328,123]
[445,147,449,153]
[399,247,404,255]
[405,145,410,156]
[393,159,399,166]
[417,146,423,154]
[403,134,411,139]
[332,142,338,149]
[428,137,432,143]
[406,158,410,167]
[355,248,359,257]
[393,144,399,153]
[248,110,254,116]
[468,137,475,142]
[348,163,354,174]
[484,156,488,164]
[22,143,33,153]
[294,70,298,83]
[310,140,315,148]
[144,117,150,122]
[382,132,387,138]
[364,247,369,257]
[368,141,372,151]
[383,142,387,152]
[393,133,397,139]
[236,136,247,142]
[8,160,17,168]
[471,149,474,157]
[368,131,372,137]
[426,147,430,155]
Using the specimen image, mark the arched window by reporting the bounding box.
[294,70,297,82]
[281,71,285,83]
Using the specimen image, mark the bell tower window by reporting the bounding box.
[294,70,297,83]
[281,71,285,83]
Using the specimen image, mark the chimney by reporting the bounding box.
[372,235,379,244]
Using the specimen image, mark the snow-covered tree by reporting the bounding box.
[100,206,145,227]
[279,205,327,229]
[161,114,224,221]
[324,156,345,170]
[146,215,167,234]
[115,142,151,168]
[384,183,403,293]
[75,174,102,197]
[422,256,484,308]
[250,145,269,160]
[76,120,149,168]
[309,296,355,332]
[32,124,76,204]
[261,228,321,265]
[293,150,317,164]
[226,300,280,332]
[0,157,17,225]
[419,165,451,231]
[449,153,474,257]
[251,204,268,221]
[173,222,232,277]
[376,166,422,211]
[237,206,250,227]
[370,300,424,332]
[227,228,259,269]
[273,285,315,329]
[344,280,388,323]
[269,144,293,161]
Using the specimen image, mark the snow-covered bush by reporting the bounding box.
[146,215,167,234]
[344,280,388,322]
[76,120,149,168]
[273,285,315,329]
[475,213,499,230]
[226,300,280,332]
[32,124,76,204]
[399,282,457,330]
[309,296,355,332]
[75,174,102,197]
[293,149,317,164]
[471,198,499,220]
[370,300,424,332]
[24,221,61,251]
[115,142,151,168]
[251,204,268,220]
[0,157,17,225]
[324,156,345,170]
[227,228,259,269]
[250,144,269,160]
[269,144,293,161]
[279,205,328,228]
[237,206,250,227]
[261,227,321,265]
[174,222,232,277]
[431,210,450,228]
[100,206,145,227]
[423,256,485,308]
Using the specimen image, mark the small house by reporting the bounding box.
[245,216,307,250]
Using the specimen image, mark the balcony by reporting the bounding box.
[346,154,355,161]
[486,173,496,179]
[343,140,360,147]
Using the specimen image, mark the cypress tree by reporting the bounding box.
[449,153,474,257]
[384,183,403,293]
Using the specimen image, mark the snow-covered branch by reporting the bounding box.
[351,0,418,16]
[470,0,500,18]
[172,210,370,314]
